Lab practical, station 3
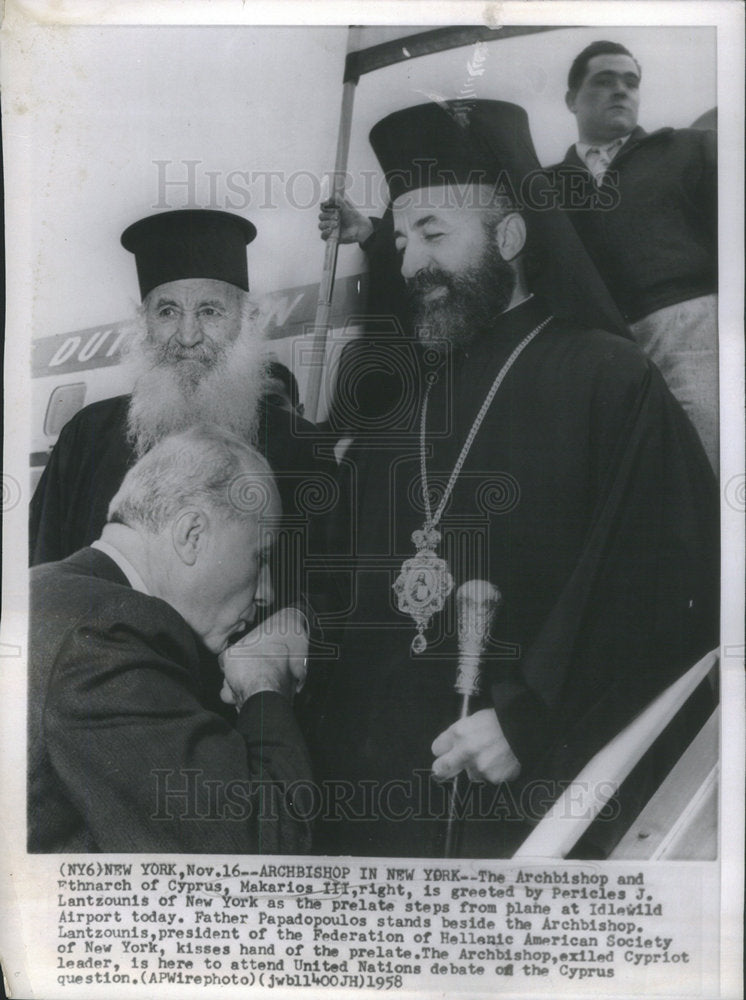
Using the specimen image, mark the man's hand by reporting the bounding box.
[318,194,375,245]
[431,709,521,784]
[219,607,309,709]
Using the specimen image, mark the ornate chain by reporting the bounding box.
[393,314,553,655]
[420,315,553,529]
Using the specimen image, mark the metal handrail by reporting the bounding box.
[512,649,719,859]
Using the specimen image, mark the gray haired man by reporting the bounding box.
[28,426,311,854]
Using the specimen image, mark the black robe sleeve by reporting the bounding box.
[29,396,133,566]
[490,349,718,780]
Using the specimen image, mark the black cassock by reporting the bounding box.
[307,297,718,859]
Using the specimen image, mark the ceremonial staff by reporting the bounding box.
[444,580,501,859]
[305,27,361,423]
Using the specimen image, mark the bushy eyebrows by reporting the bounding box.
[150,296,229,310]
[197,299,229,309]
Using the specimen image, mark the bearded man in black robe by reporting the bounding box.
[30,210,328,702]
[308,100,718,859]
[30,210,322,568]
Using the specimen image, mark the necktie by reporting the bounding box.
[585,140,622,183]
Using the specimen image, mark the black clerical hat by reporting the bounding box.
[369,100,630,338]
[370,100,535,203]
[121,209,257,299]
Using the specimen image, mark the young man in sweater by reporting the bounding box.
[558,40,718,471]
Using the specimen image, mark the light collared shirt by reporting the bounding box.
[92,539,150,596]
[576,133,631,182]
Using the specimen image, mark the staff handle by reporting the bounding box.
[444,580,501,859]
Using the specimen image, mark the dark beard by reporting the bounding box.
[406,245,516,350]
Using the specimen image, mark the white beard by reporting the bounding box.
[124,305,268,457]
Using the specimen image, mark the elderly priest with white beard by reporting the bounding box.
[29,209,327,703]
[30,209,322,567]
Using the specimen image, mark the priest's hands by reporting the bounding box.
[318,194,375,246]
[219,607,309,709]
[431,709,521,784]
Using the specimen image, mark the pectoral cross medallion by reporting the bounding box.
[393,526,454,654]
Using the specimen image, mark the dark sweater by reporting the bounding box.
[552,126,717,322]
